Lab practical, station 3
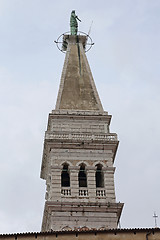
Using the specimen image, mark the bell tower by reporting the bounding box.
[40,12,123,231]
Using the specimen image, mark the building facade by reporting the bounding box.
[40,34,123,231]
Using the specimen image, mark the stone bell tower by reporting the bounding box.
[40,15,123,231]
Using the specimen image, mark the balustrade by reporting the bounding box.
[61,187,71,196]
[61,187,107,198]
[96,188,106,197]
[79,188,88,196]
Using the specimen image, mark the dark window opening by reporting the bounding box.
[61,164,70,187]
[96,164,104,188]
[79,164,87,187]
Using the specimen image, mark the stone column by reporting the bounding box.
[86,166,96,201]
[104,167,116,203]
[70,166,80,198]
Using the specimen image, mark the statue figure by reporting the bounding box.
[70,10,81,35]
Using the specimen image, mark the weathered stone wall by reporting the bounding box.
[42,202,122,231]
[48,118,109,133]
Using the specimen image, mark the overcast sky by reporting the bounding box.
[0,0,160,234]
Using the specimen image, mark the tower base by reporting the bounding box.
[42,201,123,231]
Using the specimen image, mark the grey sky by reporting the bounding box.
[0,0,160,234]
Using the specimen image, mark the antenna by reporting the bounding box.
[88,20,93,36]
[153,212,158,228]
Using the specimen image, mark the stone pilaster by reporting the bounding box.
[86,166,96,201]
[70,166,80,198]
[104,167,116,202]
[50,166,62,201]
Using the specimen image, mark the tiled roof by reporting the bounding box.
[0,228,160,237]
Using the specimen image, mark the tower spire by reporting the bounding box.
[55,34,103,111]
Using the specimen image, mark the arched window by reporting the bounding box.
[78,164,87,187]
[61,163,70,187]
[96,164,104,188]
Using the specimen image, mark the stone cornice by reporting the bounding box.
[45,132,118,142]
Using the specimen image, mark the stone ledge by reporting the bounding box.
[45,132,118,142]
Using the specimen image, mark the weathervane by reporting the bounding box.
[153,212,158,228]
[54,10,94,53]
